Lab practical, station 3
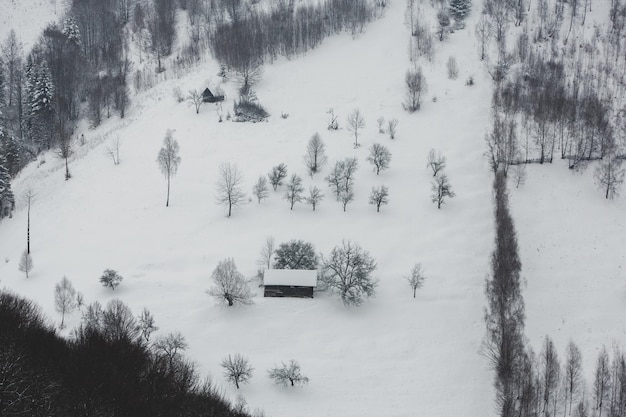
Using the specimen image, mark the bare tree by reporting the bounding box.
[22,188,35,254]
[138,307,158,344]
[304,133,327,175]
[595,152,624,199]
[564,340,583,416]
[377,116,385,133]
[221,353,254,389]
[347,108,365,147]
[427,149,447,176]
[284,174,304,210]
[366,143,392,175]
[268,163,288,191]
[268,360,310,387]
[216,162,246,217]
[404,67,427,112]
[18,250,33,278]
[188,89,203,114]
[105,136,121,165]
[206,258,253,306]
[368,183,389,212]
[57,133,74,181]
[475,13,492,61]
[437,10,451,41]
[405,263,425,298]
[387,118,398,139]
[156,129,181,207]
[431,173,455,209]
[320,240,378,306]
[339,188,354,212]
[540,335,561,417]
[305,186,324,211]
[327,108,339,130]
[153,332,188,366]
[252,175,269,203]
[55,276,77,329]
[258,236,275,270]
[594,347,611,417]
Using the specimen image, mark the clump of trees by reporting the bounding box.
[325,157,358,211]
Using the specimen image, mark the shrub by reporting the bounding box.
[100,269,123,291]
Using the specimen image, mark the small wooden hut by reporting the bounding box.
[263,269,317,298]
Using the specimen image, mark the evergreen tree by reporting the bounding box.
[28,60,55,150]
[449,0,471,21]
[0,128,20,176]
[0,154,15,218]
[62,17,81,47]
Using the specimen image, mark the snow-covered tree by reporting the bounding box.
[206,258,253,306]
[366,143,392,175]
[320,240,378,306]
[62,17,81,47]
[268,360,310,387]
[55,276,77,329]
[274,240,318,270]
[1,129,21,176]
[0,154,15,219]
[369,185,389,212]
[156,129,181,207]
[449,0,471,21]
[284,174,304,209]
[18,250,33,278]
[100,269,124,290]
[305,186,324,211]
[252,175,269,203]
[595,152,624,199]
[304,133,328,175]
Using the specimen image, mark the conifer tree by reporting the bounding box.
[0,154,15,219]
[449,0,471,21]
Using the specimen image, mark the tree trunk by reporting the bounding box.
[166,175,170,207]
[27,204,30,254]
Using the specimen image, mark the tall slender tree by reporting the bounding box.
[156,129,181,207]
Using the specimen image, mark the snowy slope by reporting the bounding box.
[0,0,69,49]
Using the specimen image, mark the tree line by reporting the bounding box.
[0,289,253,417]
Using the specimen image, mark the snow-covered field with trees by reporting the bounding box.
[0,0,625,416]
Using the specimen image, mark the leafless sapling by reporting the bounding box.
[258,236,275,271]
[268,360,310,387]
[320,240,378,306]
[512,163,527,188]
[377,116,385,133]
[100,269,124,290]
[594,152,624,199]
[206,258,253,306]
[327,107,339,130]
[387,118,398,139]
[347,108,365,147]
[304,133,328,175]
[105,136,121,165]
[305,186,324,211]
[431,173,455,209]
[594,347,611,417]
[366,143,392,175]
[284,174,304,210]
[57,129,74,180]
[221,353,254,389]
[404,67,427,112]
[252,175,269,203]
[138,307,158,344]
[369,185,389,212]
[564,340,583,416]
[405,263,425,297]
[55,276,77,329]
[540,335,561,417]
[268,163,288,191]
[156,129,181,207]
[153,332,188,366]
[427,149,447,176]
[216,162,246,217]
[18,250,33,278]
[188,89,203,114]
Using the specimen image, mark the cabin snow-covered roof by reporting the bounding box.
[263,269,317,287]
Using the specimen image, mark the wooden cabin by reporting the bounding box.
[202,87,225,103]
[263,269,317,298]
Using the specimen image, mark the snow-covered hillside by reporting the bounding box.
[0,0,70,49]
[1,0,625,416]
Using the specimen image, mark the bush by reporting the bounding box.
[100,269,123,290]
[234,99,269,122]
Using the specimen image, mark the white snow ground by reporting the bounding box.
[0,0,624,416]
